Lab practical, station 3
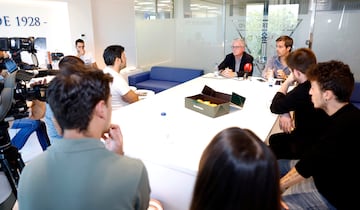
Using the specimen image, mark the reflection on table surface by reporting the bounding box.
[111,74,280,210]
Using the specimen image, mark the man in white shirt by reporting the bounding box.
[102,45,138,110]
[75,38,98,69]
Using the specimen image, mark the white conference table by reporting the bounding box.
[112,74,280,210]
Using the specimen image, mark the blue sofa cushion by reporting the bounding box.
[150,66,204,83]
[128,65,204,93]
[350,82,360,109]
[136,80,180,93]
[128,71,150,87]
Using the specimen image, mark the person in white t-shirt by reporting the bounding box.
[75,38,98,69]
[102,45,138,110]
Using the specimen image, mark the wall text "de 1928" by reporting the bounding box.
[0,16,42,27]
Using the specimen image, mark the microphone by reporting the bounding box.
[244,63,252,73]
[243,63,252,80]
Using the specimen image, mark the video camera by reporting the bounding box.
[0,37,37,53]
[0,37,52,122]
[0,37,45,70]
[0,70,48,122]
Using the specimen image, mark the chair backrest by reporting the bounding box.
[150,66,204,82]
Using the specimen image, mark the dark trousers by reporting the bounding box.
[268,132,309,159]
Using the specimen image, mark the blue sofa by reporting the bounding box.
[128,66,204,93]
[351,81,360,109]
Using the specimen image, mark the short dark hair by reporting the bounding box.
[58,55,85,69]
[190,127,281,210]
[103,45,124,66]
[286,48,317,74]
[47,66,113,132]
[276,35,293,51]
[307,60,354,103]
[75,38,84,46]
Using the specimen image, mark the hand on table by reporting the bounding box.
[220,68,236,78]
[264,68,274,80]
[276,69,287,80]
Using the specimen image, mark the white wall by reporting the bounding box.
[0,0,97,66]
[0,0,137,71]
[91,0,137,69]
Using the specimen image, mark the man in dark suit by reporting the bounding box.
[218,38,254,78]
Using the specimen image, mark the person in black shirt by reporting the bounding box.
[280,60,360,209]
[268,48,329,159]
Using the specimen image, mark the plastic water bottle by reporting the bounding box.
[213,63,219,77]
[268,70,275,87]
[160,112,171,143]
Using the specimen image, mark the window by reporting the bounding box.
[135,0,174,19]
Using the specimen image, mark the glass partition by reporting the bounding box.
[311,0,360,82]
[135,0,360,80]
[224,1,307,76]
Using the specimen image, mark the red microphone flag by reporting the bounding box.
[244,63,252,73]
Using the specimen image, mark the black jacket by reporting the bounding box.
[218,52,254,77]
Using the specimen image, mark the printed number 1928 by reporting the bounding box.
[16,16,41,26]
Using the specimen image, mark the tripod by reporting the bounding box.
[0,121,25,198]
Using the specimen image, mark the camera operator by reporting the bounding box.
[0,52,49,210]
[0,51,10,77]
[0,51,9,65]
[10,84,50,151]
[0,51,50,151]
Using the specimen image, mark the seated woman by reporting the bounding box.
[190,127,282,210]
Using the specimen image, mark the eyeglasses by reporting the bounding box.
[231,46,244,49]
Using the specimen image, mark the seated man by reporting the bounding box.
[268,48,329,159]
[75,38,98,68]
[262,35,293,80]
[280,60,360,209]
[18,65,151,210]
[217,38,254,78]
[102,45,139,110]
[44,55,87,143]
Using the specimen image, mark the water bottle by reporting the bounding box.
[268,69,275,87]
[160,112,171,143]
[213,62,219,77]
